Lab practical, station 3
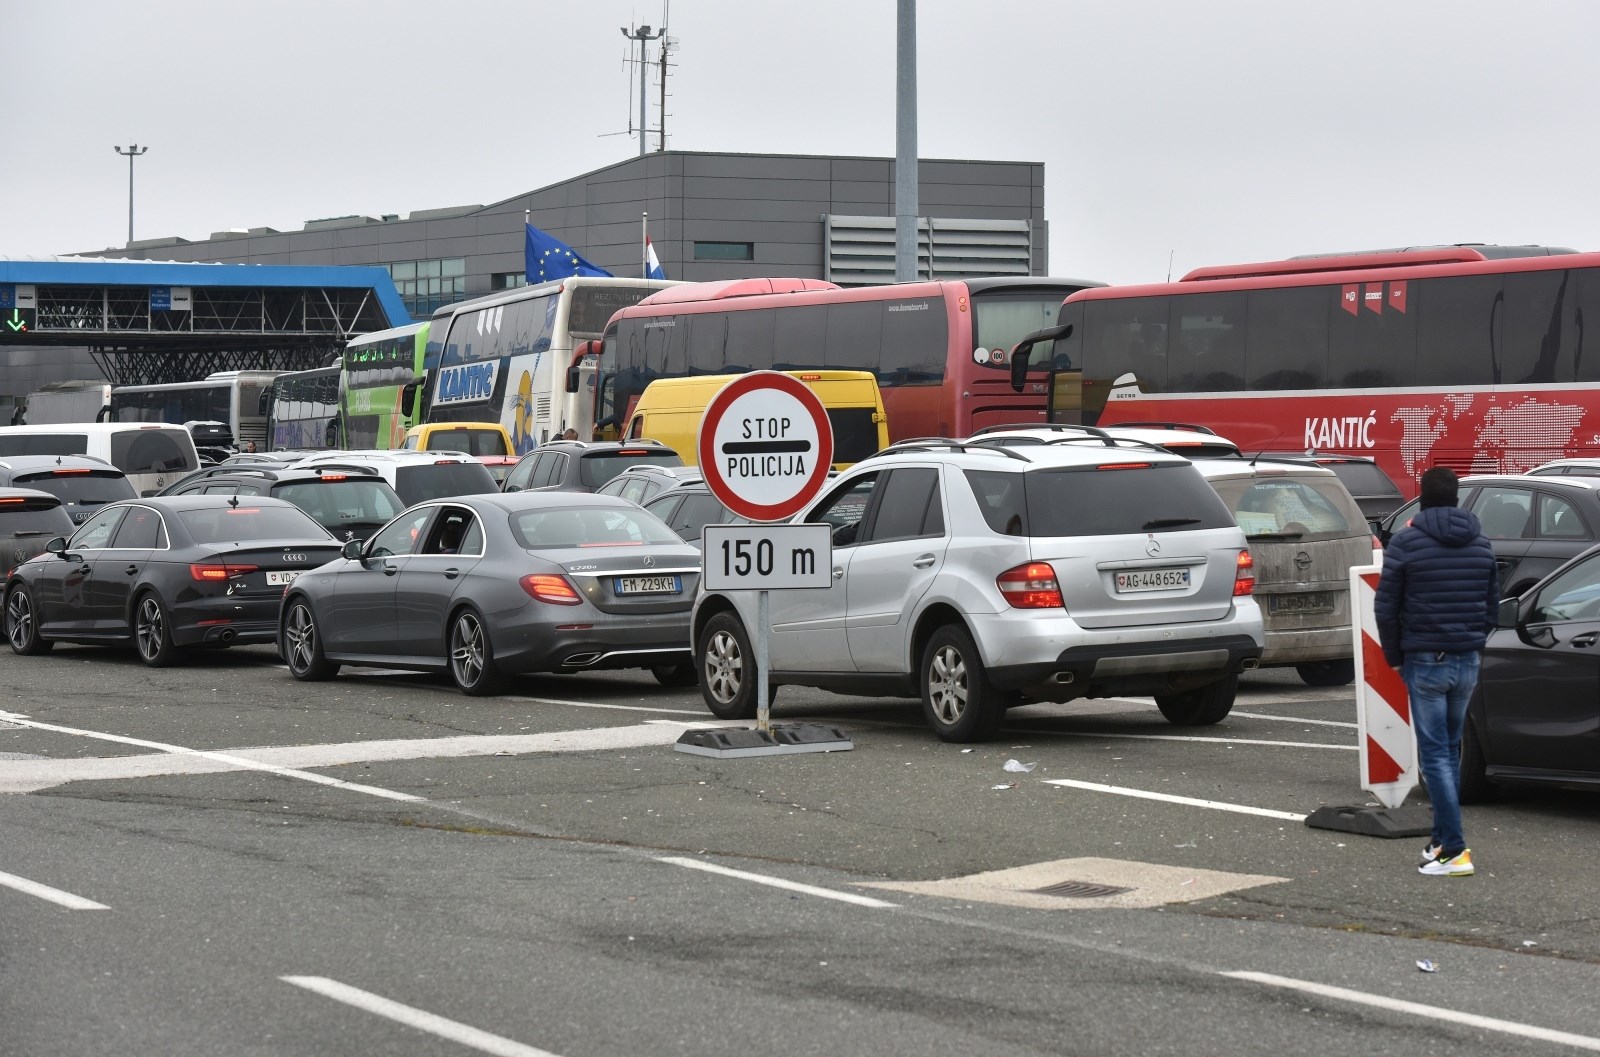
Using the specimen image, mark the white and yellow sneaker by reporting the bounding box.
[1418,849,1474,877]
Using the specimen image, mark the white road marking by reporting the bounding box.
[506,696,708,716]
[0,869,109,910]
[658,855,899,908]
[1041,779,1309,821]
[1042,730,1355,751]
[0,713,717,797]
[1231,711,1359,729]
[1223,971,1600,1053]
[282,976,563,1057]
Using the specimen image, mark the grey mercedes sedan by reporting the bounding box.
[278,492,701,695]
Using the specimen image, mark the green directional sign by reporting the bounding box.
[3,308,35,333]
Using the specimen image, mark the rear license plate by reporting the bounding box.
[266,570,300,586]
[1271,591,1335,615]
[1115,567,1190,593]
[615,575,681,595]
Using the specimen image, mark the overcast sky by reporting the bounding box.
[7,1,1599,285]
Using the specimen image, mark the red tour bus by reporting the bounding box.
[1017,246,1599,497]
[590,276,1105,443]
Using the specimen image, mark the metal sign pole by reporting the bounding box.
[756,588,770,735]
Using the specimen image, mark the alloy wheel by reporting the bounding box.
[451,612,485,688]
[704,629,743,705]
[136,597,165,661]
[6,591,32,650]
[927,644,968,725]
[285,603,316,674]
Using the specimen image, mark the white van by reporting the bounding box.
[0,423,200,497]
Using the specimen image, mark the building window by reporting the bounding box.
[693,241,754,261]
[493,272,527,290]
[386,258,467,317]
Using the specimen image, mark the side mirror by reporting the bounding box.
[565,366,580,394]
[1007,323,1073,392]
[1496,595,1520,629]
[341,539,365,561]
[45,537,68,556]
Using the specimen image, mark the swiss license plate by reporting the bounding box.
[266,570,300,586]
[1271,591,1335,615]
[1115,567,1190,593]
[616,575,681,595]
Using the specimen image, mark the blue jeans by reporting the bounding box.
[1402,650,1480,853]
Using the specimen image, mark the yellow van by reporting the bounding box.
[624,371,889,469]
[401,422,518,482]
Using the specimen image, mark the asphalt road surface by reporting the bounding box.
[1,642,1597,1057]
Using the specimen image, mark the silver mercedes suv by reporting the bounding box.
[690,438,1265,742]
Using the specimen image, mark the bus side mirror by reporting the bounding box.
[565,366,580,394]
[1007,323,1073,392]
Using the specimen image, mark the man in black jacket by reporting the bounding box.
[1374,466,1499,877]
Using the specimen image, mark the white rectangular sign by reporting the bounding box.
[703,523,833,591]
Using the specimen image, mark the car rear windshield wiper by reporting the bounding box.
[1248,530,1304,540]
[9,530,47,537]
[1142,517,1202,529]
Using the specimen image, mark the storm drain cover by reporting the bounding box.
[1034,880,1133,899]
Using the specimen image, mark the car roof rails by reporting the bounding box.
[969,422,1129,447]
[309,464,380,477]
[1106,420,1220,435]
[871,437,1033,462]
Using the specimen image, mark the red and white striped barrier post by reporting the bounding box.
[1350,564,1418,809]
[1303,563,1431,837]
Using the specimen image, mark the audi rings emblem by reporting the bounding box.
[283,553,308,562]
[1144,536,1162,557]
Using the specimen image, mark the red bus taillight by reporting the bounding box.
[997,562,1062,609]
[520,574,582,605]
[1233,550,1255,597]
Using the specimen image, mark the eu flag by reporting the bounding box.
[525,224,612,284]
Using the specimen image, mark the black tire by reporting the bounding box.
[133,591,178,668]
[1296,658,1356,687]
[1155,674,1237,725]
[281,597,339,681]
[5,584,52,656]
[1458,717,1497,803]
[651,663,699,688]
[920,624,1003,743]
[697,611,763,720]
[448,607,507,696]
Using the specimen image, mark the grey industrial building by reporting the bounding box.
[6,149,1048,403]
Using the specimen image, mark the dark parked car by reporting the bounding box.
[595,462,704,506]
[0,488,77,580]
[501,440,682,494]
[4,496,342,665]
[1378,473,1600,597]
[166,465,406,543]
[1465,543,1600,800]
[0,455,138,525]
[280,492,702,694]
[639,471,754,548]
[1250,451,1406,524]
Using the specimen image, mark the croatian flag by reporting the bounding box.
[645,236,666,281]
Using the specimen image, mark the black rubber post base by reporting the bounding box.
[1303,804,1433,838]
[674,722,854,758]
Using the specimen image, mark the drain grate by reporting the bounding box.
[1033,880,1133,899]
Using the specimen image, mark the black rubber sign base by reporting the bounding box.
[674,722,854,758]
[1304,804,1433,838]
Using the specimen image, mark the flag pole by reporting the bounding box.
[642,211,649,279]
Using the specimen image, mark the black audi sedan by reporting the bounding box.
[280,491,701,695]
[4,495,342,666]
[1466,542,1600,801]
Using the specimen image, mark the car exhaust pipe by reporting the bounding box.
[562,652,602,667]
[1239,657,1260,671]
[218,628,237,645]
[1054,671,1075,684]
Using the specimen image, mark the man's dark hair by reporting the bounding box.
[1419,466,1459,509]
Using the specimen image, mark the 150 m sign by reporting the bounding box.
[702,524,833,591]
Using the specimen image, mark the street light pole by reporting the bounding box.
[113,143,149,247]
[619,25,664,158]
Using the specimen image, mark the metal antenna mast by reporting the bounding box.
[620,23,665,157]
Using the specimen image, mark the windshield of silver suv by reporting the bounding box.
[964,462,1235,536]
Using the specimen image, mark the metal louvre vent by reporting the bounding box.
[823,215,1032,287]
[1033,880,1133,899]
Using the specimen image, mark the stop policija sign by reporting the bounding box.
[697,372,834,523]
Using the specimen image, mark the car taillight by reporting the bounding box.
[520,573,582,605]
[997,562,1062,609]
[1233,550,1255,596]
[190,563,258,581]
